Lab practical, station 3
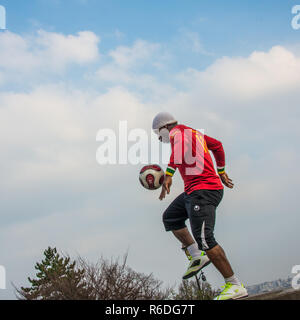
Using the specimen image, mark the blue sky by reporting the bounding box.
[0,0,300,299]
[2,0,300,69]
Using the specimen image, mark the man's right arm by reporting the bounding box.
[159,129,181,200]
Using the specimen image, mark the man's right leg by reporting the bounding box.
[163,193,202,253]
[172,227,194,248]
[173,227,211,279]
[162,193,211,279]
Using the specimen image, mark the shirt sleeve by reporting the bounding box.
[205,135,226,174]
[166,129,182,177]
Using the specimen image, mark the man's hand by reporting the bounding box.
[219,172,234,189]
[159,175,173,200]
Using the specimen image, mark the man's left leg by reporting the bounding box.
[205,245,234,279]
[206,246,248,300]
[186,189,248,300]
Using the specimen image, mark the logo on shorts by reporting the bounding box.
[194,205,200,211]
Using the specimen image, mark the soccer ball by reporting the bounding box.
[139,165,165,190]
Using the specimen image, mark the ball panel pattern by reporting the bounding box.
[139,164,165,190]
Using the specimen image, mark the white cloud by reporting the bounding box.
[178,45,300,100]
[0,32,37,72]
[94,40,174,101]
[0,30,100,81]
[0,84,154,192]
[35,30,100,67]
[109,40,161,69]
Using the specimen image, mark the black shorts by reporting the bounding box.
[162,189,223,251]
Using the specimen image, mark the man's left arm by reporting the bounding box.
[205,135,234,189]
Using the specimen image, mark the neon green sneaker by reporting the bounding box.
[182,252,211,280]
[214,282,248,300]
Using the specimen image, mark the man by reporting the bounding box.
[152,112,248,300]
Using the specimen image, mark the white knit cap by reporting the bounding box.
[152,112,177,130]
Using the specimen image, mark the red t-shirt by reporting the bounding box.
[166,124,225,194]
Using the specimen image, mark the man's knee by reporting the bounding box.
[196,231,218,251]
[162,210,186,232]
